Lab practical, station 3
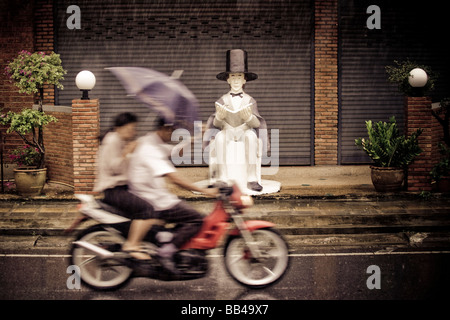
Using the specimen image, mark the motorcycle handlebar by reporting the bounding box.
[210,181,234,196]
[211,183,253,209]
[213,183,253,209]
[219,186,234,196]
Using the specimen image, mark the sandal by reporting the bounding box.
[122,248,152,261]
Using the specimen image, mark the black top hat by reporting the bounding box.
[216,49,258,82]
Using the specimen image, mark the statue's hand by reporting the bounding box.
[215,104,227,121]
[239,106,253,122]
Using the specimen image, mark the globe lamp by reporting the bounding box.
[408,68,428,88]
[75,70,96,100]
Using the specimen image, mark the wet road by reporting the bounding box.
[1,245,449,301]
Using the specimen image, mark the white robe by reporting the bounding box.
[205,92,268,189]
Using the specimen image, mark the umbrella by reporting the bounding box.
[106,67,199,131]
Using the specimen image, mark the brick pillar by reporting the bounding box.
[72,99,100,194]
[314,0,339,165]
[405,96,434,191]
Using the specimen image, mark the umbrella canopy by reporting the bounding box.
[107,67,199,131]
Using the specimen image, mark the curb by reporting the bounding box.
[1,208,450,237]
[0,189,448,202]
[1,188,449,237]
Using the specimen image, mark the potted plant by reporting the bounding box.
[1,50,66,196]
[0,109,57,196]
[6,144,45,196]
[385,59,437,97]
[355,116,423,192]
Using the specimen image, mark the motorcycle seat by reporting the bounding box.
[96,200,129,218]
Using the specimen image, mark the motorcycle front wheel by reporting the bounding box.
[70,224,133,291]
[224,228,289,289]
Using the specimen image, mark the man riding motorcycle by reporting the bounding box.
[127,117,217,274]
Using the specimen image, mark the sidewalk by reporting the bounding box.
[0,166,450,239]
[0,165,376,201]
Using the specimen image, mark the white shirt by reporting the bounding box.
[230,94,243,111]
[93,131,128,192]
[128,132,181,211]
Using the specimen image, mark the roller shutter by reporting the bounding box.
[339,0,450,164]
[55,0,313,165]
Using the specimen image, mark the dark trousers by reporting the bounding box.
[158,201,204,248]
[104,186,203,248]
[103,185,156,219]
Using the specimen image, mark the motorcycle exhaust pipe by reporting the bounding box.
[73,241,114,259]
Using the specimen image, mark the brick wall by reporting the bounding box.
[41,106,73,186]
[1,0,55,157]
[34,0,55,105]
[31,101,98,193]
[314,0,339,165]
[0,1,35,156]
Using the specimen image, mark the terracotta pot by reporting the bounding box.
[13,167,47,196]
[370,166,404,192]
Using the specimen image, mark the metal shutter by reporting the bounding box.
[55,0,313,165]
[339,0,450,164]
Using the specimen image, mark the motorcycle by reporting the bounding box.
[68,184,289,291]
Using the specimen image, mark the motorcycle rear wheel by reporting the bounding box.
[70,224,133,291]
[224,228,289,289]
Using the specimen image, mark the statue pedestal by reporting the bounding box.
[205,135,280,195]
[193,179,281,196]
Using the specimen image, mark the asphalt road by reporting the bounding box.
[1,238,449,301]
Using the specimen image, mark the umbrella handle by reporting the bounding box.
[136,91,175,123]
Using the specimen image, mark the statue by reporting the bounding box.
[205,49,269,193]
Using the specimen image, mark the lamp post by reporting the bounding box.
[75,70,96,100]
[405,67,432,191]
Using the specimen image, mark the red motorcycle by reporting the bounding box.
[68,184,289,290]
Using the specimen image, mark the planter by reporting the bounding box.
[13,167,47,196]
[370,166,405,192]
